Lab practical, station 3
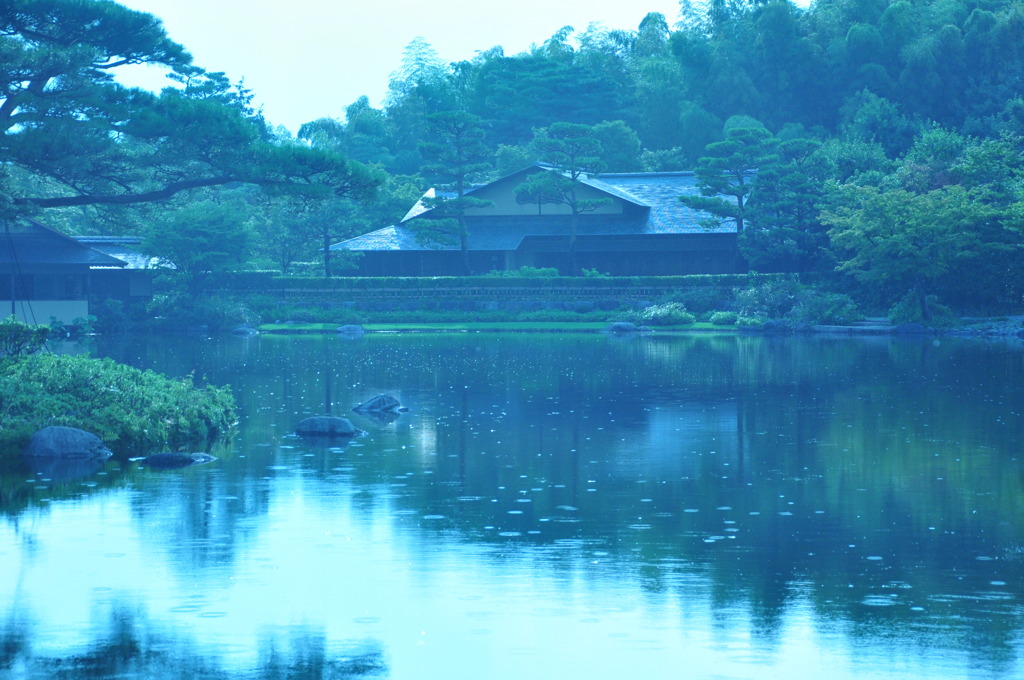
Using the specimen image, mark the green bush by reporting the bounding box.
[787,290,862,325]
[629,302,697,326]
[0,354,236,458]
[0,317,49,357]
[710,311,738,325]
[735,277,803,319]
[736,316,766,328]
[888,291,959,327]
[149,293,259,331]
[662,287,735,314]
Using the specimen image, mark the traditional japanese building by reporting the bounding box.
[0,219,144,325]
[330,165,742,276]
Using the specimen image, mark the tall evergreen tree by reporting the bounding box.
[414,111,494,274]
[680,124,778,233]
[515,123,608,275]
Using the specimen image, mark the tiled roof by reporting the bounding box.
[0,220,127,267]
[599,173,734,235]
[333,170,736,253]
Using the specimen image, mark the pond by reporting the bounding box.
[2,332,1024,679]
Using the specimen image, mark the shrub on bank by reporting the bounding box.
[622,302,697,326]
[788,290,862,325]
[734,279,863,326]
[148,293,259,332]
[710,311,738,325]
[888,291,959,327]
[0,353,237,459]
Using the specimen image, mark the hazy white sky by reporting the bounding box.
[116,0,685,133]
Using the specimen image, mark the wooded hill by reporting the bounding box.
[2,0,1022,317]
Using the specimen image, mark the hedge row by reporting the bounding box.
[212,272,791,292]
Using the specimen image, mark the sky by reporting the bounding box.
[115,0,686,134]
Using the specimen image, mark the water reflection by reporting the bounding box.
[1,604,385,678]
[1,333,1023,678]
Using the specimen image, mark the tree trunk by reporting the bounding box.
[569,210,579,276]
[459,222,471,275]
[915,282,931,322]
[323,231,332,278]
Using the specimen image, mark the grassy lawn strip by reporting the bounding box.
[258,321,736,333]
[260,322,611,332]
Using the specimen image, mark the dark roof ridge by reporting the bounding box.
[599,171,696,178]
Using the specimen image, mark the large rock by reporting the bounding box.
[141,452,217,469]
[296,416,360,437]
[352,394,403,413]
[22,426,112,461]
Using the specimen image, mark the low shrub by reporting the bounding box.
[787,290,862,325]
[0,353,237,458]
[735,277,803,319]
[149,293,259,332]
[0,317,49,357]
[710,311,738,326]
[664,287,734,314]
[625,302,696,326]
[888,291,959,327]
[736,316,766,328]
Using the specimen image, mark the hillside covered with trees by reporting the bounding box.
[2,0,1023,318]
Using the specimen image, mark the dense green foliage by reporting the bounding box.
[6,0,1024,321]
[0,316,49,357]
[283,0,1023,314]
[0,353,236,457]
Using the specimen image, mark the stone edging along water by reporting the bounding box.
[248,317,1024,338]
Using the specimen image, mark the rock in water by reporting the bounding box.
[22,426,113,461]
[141,452,217,469]
[296,416,359,437]
[352,394,402,413]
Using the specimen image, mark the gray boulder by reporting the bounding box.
[607,322,641,333]
[353,394,403,413]
[337,324,365,335]
[296,416,360,437]
[22,426,112,461]
[231,325,259,336]
[141,452,217,469]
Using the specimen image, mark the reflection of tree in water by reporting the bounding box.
[78,332,1024,674]
[0,456,130,517]
[257,626,386,680]
[1,606,386,679]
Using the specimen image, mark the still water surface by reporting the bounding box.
[2,332,1024,679]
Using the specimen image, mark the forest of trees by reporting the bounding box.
[3,0,1023,315]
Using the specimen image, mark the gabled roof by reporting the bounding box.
[333,169,735,253]
[599,172,730,235]
[0,220,127,267]
[77,236,161,270]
